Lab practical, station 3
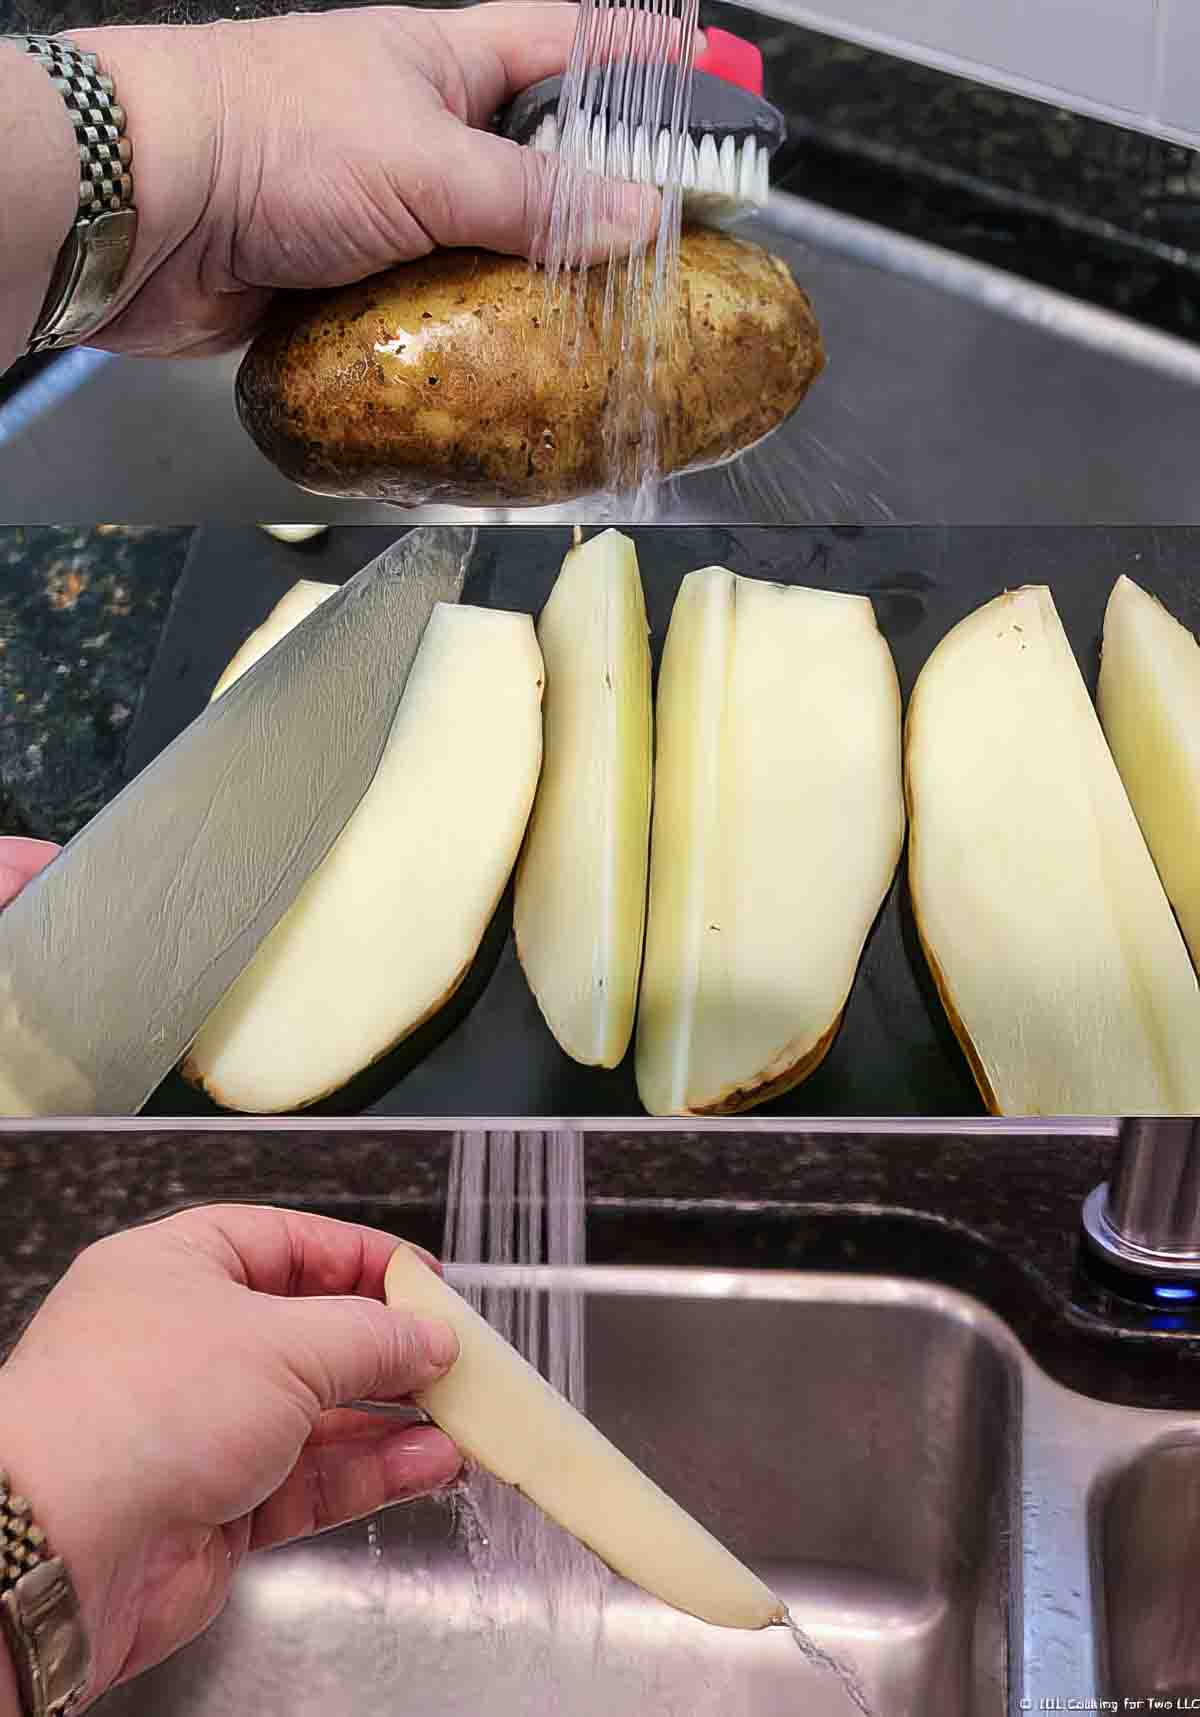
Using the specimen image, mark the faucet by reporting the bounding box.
[1082,1119,1200,1280]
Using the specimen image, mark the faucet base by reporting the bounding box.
[1082,1182,1200,1280]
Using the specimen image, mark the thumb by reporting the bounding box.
[420,125,661,263]
[274,1295,459,1413]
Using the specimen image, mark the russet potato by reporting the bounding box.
[236,227,825,506]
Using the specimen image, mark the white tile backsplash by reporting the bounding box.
[757,0,1176,134]
[1157,0,1200,138]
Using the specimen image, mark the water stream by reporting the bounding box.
[539,0,701,514]
[437,1128,876,1715]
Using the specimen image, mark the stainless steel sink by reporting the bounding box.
[1095,1436,1200,1701]
[95,1266,1200,1715]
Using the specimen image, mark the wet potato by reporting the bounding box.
[236,226,825,506]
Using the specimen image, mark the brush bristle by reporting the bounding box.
[531,113,771,219]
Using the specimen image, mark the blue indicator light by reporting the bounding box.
[1151,1282,1199,1302]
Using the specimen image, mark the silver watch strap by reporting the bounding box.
[0,1475,89,1717]
[6,33,137,353]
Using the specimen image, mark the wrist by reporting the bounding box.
[0,44,79,363]
[0,1372,118,1709]
[57,24,224,343]
[0,1630,18,1717]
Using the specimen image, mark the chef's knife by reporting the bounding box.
[0,526,477,1117]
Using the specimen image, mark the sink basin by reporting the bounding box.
[97,1271,1020,1717]
[1096,1435,1200,1700]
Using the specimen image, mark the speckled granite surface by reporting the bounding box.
[1,1128,1197,1411]
[0,526,194,841]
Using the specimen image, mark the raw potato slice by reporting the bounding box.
[260,525,328,543]
[385,1244,787,1632]
[907,584,1200,1116]
[514,530,652,1067]
[635,568,904,1117]
[211,580,337,698]
[1099,575,1200,968]
[183,602,543,1112]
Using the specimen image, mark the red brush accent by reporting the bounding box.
[694,28,764,97]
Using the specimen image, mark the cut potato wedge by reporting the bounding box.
[514,530,652,1068]
[260,525,328,544]
[183,601,543,1112]
[210,580,337,699]
[907,584,1200,1115]
[1099,574,1200,970]
[635,568,904,1117]
[385,1244,787,1631]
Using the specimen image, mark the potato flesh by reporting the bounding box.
[184,602,543,1112]
[635,569,905,1117]
[1099,575,1200,970]
[384,1244,786,1632]
[907,584,1200,1115]
[210,580,337,700]
[514,530,652,1067]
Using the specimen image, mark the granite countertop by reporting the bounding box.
[1,1127,1197,1411]
[0,527,193,841]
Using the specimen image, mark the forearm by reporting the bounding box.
[0,45,79,373]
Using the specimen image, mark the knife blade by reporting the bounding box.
[0,525,477,1117]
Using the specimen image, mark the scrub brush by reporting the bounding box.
[498,29,785,226]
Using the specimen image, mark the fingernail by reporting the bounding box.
[414,1317,458,1373]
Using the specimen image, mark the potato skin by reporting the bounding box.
[236,227,825,506]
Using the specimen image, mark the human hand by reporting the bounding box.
[0,1205,462,1707]
[0,837,58,904]
[65,4,672,358]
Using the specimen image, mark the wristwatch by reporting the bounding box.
[3,33,137,353]
[0,1473,89,1717]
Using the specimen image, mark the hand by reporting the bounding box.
[0,837,58,904]
[0,1205,462,1707]
[66,5,668,358]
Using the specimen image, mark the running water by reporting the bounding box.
[439,1128,874,1717]
[443,1129,608,1647]
[785,1620,874,1717]
[539,0,702,516]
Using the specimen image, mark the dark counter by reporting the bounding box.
[0,526,193,842]
[1,1127,1197,1411]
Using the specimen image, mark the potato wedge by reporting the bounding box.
[1099,574,1200,970]
[236,227,824,506]
[385,1243,786,1631]
[210,579,336,699]
[183,601,543,1112]
[514,530,652,1067]
[907,585,1200,1115]
[635,569,904,1117]
[260,525,328,544]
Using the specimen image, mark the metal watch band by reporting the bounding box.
[5,33,137,353]
[0,1474,89,1717]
